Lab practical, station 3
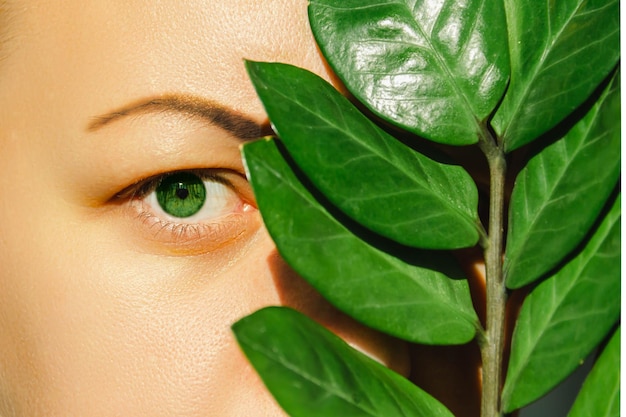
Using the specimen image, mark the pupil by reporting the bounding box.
[176,187,189,200]
[156,172,206,218]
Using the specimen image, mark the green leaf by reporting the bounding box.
[492,0,620,151]
[568,326,620,417]
[233,307,455,417]
[504,69,620,289]
[246,61,480,250]
[242,138,478,345]
[308,0,510,145]
[502,193,621,412]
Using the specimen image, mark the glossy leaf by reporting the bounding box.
[504,69,620,289]
[493,0,620,151]
[502,193,621,412]
[246,61,480,250]
[233,307,454,417]
[568,326,620,417]
[242,138,478,344]
[308,0,510,145]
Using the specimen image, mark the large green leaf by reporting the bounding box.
[502,193,621,412]
[242,138,478,345]
[504,69,620,289]
[308,0,510,145]
[492,0,620,151]
[233,307,455,417]
[568,326,620,417]
[246,61,480,250]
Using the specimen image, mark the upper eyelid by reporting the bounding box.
[114,169,238,201]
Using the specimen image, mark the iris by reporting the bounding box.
[156,172,207,218]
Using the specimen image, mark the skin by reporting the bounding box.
[0,1,413,415]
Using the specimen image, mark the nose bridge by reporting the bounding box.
[265,250,411,377]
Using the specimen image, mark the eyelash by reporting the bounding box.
[117,169,254,246]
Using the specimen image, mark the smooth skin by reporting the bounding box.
[0,1,412,415]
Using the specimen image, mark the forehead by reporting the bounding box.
[0,0,328,126]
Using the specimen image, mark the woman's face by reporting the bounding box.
[0,1,408,415]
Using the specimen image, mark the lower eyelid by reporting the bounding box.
[137,208,232,241]
[131,206,257,255]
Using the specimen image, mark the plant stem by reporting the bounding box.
[478,131,507,417]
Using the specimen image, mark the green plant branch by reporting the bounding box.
[477,127,508,417]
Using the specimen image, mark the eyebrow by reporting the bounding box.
[87,94,265,140]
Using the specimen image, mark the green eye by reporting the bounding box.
[156,172,207,218]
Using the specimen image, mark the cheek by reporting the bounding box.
[0,206,283,415]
